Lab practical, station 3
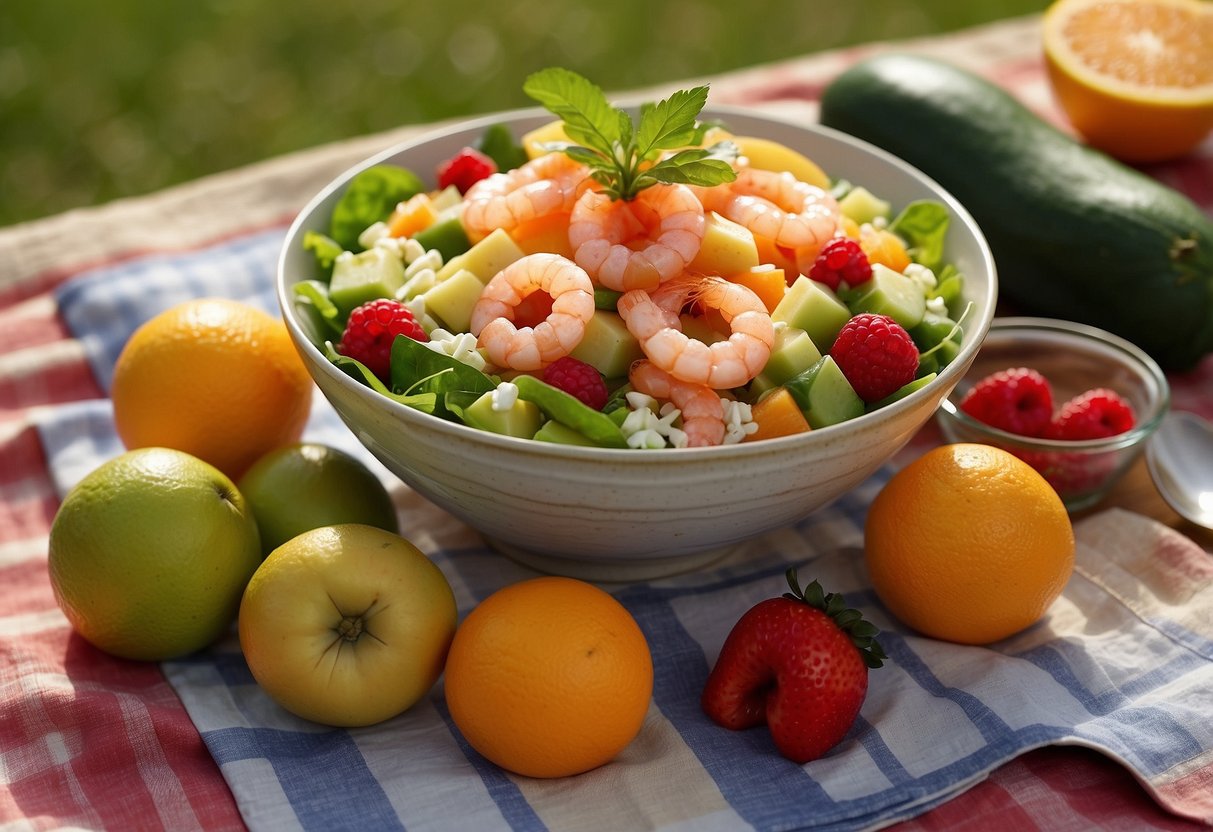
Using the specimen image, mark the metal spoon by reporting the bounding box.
[1146,410,1213,530]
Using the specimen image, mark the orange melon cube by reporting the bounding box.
[387,193,439,238]
[860,227,911,273]
[511,212,574,259]
[727,266,786,313]
[746,388,811,442]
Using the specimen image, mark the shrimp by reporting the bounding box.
[629,360,725,448]
[568,183,706,292]
[616,273,774,390]
[469,253,595,371]
[709,167,838,258]
[461,153,589,242]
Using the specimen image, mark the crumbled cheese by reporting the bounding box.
[627,429,668,450]
[721,398,758,445]
[400,238,427,264]
[903,262,937,294]
[373,235,405,259]
[335,250,354,265]
[925,295,948,316]
[490,381,519,412]
[405,249,443,278]
[358,222,390,250]
[396,268,437,301]
[423,328,487,371]
[625,391,658,413]
[401,295,441,334]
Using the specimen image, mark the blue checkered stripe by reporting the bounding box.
[40,229,1213,832]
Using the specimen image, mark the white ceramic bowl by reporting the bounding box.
[277,106,998,581]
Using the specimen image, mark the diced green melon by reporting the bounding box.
[413,216,471,261]
[750,325,822,396]
[463,390,542,438]
[847,264,926,329]
[869,373,936,410]
[688,211,759,277]
[533,419,599,446]
[569,310,644,380]
[328,247,407,316]
[430,185,463,212]
[785,355,865,429]
[436,228,526,283]
[838,186,891,225]
[420,268,485,334]
[772,276,852,351]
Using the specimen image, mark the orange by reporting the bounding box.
[1042,0,1213,162]
[111,298,314,480]
[864,443,1076,645]
[443,576,653,778]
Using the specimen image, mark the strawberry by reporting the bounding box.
[701,568,886,764]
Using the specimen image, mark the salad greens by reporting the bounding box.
[329,165,425,251]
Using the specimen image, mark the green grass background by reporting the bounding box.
[0,0,1046,229]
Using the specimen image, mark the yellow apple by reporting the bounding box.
[238,524,457,727]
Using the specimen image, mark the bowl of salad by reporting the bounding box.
[277,68,997,580]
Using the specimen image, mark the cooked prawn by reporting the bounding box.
[470,253,595,371]
[707,167,838,257]
[461,153,589,242]
[629,360,725,448]
[568,183,706,292]
[616,274,774,389]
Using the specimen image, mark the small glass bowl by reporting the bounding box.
[936,317,1170,512]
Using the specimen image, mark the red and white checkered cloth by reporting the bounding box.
[3,15,1212,831]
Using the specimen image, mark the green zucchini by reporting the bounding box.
[819,53,1213,370]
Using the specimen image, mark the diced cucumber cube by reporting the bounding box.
[329,247,407,316]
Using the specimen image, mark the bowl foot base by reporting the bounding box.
[486,539,737,583]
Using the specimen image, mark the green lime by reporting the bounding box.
[238,443,398,555]
[48,447,262,661]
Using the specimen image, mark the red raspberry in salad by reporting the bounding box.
[339,298,429,383]
[808,238,872,291]
[542,356,608,411]
[830,313,919,403]
[958,367,1054,437]
[1047,388,1136,440]
[436,147,497,194]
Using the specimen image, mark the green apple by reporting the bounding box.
[48,447,262,661]
[238,524,457,727]
[238,443,398,556]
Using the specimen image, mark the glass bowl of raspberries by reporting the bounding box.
[936,317,1169,511]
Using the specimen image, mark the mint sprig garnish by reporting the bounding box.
[523,66,738,201]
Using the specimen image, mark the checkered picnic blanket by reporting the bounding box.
[4,14,1213,832]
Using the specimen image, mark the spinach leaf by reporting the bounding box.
[324,342,440,412]
[329,165,425,251]
[389,336,496,419]
[476,122,528,172]
[292,280,345,342]
[889,200,950,271]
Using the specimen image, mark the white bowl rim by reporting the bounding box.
[277,103,999,460]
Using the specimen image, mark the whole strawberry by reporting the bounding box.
[701,568,886,764]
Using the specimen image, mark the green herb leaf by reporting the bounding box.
[329,165,425,251]
[524,66,736,201]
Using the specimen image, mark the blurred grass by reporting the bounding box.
[0,0,1045,228]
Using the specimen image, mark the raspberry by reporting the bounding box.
[1047,388,1136,440]
[808,238,872,291]
[958,367,1054,437]
[338,298,428,383]
[436,147,497,194]
[829,313,919,403]
[542,356,608,410]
